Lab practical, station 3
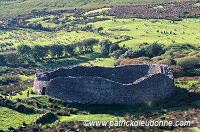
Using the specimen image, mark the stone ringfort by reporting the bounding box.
[33,64,175,105]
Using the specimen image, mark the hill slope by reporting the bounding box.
[0,0,191,18]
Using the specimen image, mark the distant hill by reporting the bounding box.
[0,0,191,18]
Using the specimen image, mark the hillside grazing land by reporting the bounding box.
[0,0,199,131]
[0,0,192,18]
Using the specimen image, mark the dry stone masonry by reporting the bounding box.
[33,64,175,105]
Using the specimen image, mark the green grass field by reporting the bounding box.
[59,114,121,122]
[1,18,199,50]
[89,18,200,48]
[0,30,117,47]
[0,107,41,131]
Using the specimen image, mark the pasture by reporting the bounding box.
[0,30,117,47]
[90,18,200,48]
[0,0,199,131]
[1,18,199,50]
[0,107,41,131]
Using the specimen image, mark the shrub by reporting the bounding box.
[17,45,31,57]
[35,112,58,124]
[109,49,126,59]
[0,54,6,66]
[63,45,75,56]
[49,45,64,58]
[177,56,200,69]
[0,76,20,85]
[109,43,120,54]
[122,49,145,58]
[170,65,185,77]
[31,45,48,61]
[100,39,112,56]
[83,38,99,52]
[15,103,36,114]
[3,52,21,65]
[145,43,165,58]
[56,108,70,116]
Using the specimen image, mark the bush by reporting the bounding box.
[49,45,64,58]
[83,38,99,52]
[177,56,200,69]
[0,54,6,66]
[63,45,75,56]
[0,76,20,85]
[15,103,36,114]
[122,49,145,58]
[109,49,126,59]
[56,108,70,116]
[109,43,120,54]
[31,45,48,61]
[3,52,21,65]
[100,40,112,56]
[145,43,165,58]
[35,112,58,124]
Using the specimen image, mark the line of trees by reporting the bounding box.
[100,40,165,59]
[16,38,99,62]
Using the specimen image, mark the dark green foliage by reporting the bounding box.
[82,25,94,32]
[123,49,145,58]
[56,108,70,116]
[177,56,200,69]
[63,45,75,56]
[109,49,126,59]
[83,38,99,52]
[15,103,36,114]
[16,45,32,62]
[165,44,197,52]
[168,58,176,65]
[3,52,21,65]
[0,54,6,66]
[49,45,64,58]
[109,43,120,54]
[17,45,31,57]
[100,39,112,56]
[144,43,165,58]
[31,45,48,61]
[0,76,20,85]
[35,112,58,124]
[97,27,103,32]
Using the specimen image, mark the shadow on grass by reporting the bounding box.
[37,52,104,69]
[65,87,200,116]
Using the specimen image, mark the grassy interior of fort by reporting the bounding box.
[0,0,200,131]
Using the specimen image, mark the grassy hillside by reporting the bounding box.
[1,18,199,48]
[90,18,200,48]
[0,0,190,18]
[0,106,41,131]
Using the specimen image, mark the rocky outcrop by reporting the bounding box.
[33,64,175,105]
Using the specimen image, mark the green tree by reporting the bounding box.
[109,49,125,59]
[49,45,64,58]
[123,49,145,58]
[0,54,6,66]
[145,43,165,58]
[177,56,200,69]
[100,40,112,56]
[97,27,103,32]
[16,44,32,62]
[31,45,48,61]
[63,45,75,56]
[83,38,99,52]
[3,53,21,65]
[109,43,120,54]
